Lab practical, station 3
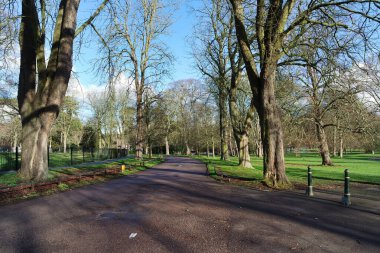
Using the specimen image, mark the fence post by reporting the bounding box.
[342,169,351,207]
[70,147,73,165]
[306,166,314,196]
[15,146,19,171]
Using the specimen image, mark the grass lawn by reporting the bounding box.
[0,156,163,187]
[196,153,380,186]
[0,150,124,171]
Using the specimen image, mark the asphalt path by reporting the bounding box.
[0,156,379,252]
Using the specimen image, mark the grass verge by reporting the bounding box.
[0,156,163,204]
[195,153,380,189]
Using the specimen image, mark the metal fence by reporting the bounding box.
[0,147,129,172]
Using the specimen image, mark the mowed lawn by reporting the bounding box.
[0,150,119,171]
[0,156,163,187]
[198,153,380,186]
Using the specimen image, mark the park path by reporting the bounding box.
[0,156,379,253]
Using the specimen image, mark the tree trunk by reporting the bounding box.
[333,118,337,157]
[219,90,229,160]
[206,141,209,157]
[238,133,252,168]
[212,137,215,158]
[18,116,51,180]
[186,142,191,155]
[255,120,263,157]
[165,136,170,155]
[63,131,67,153]
[315,119,333,166]
[135,85,144,159]
[258,69,289,187]
[13,131,18,152]
[17,0,80,181]
[339,135,344,158]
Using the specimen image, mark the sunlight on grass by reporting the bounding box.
[196,153,380,186]
[0,156,163,187]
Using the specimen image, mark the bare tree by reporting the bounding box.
[102,0,173,159]
[16,0,109,180]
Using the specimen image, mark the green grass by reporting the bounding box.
[196,153,380,186]
[0,156,163,187]
[0,150,125,171]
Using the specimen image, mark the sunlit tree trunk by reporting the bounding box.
[219,89,229,160]
[18,0,81,180]
[165,136,170,155]
[315,119,333,165]
[229,0,289,187]
[257,68,289,186]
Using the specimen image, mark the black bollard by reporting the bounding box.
[306,166,314,196]
[342,169,351,207]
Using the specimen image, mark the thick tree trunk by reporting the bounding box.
[17,0,80,181]
[18,116,52,180]
[186,142,191,155]
[258,69,289,187]
[238,133,252,168]
[315,119,333,166]
[165,136,170,155]
[339,135,344,158]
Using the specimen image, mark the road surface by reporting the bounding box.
[0,156,379,252]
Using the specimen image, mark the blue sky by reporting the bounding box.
[74,0,202,89]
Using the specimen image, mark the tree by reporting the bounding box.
[16,0,109,180]
[103,0,173,159]
[228,0,380,187]
[193,0,231,160]
[55,96,80,153]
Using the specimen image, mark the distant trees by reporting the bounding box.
[101,0,174,159]
[193,0,255,167]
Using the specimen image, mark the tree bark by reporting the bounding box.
[258,68,289,187]
[17,0,80,181]
[255,119,263,157]
[135,83,144,159]
[212,137,215,158]
[186,142,191,155]
[238,133,252,168]
[339,134,344,158]
[333,118,337,157]
[229,0,289,187]
[165,136,170,155]
[219,89,229,160]
[315,119,333,166]
[63,131,67,153]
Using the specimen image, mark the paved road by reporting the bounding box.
[0,157,379,252]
